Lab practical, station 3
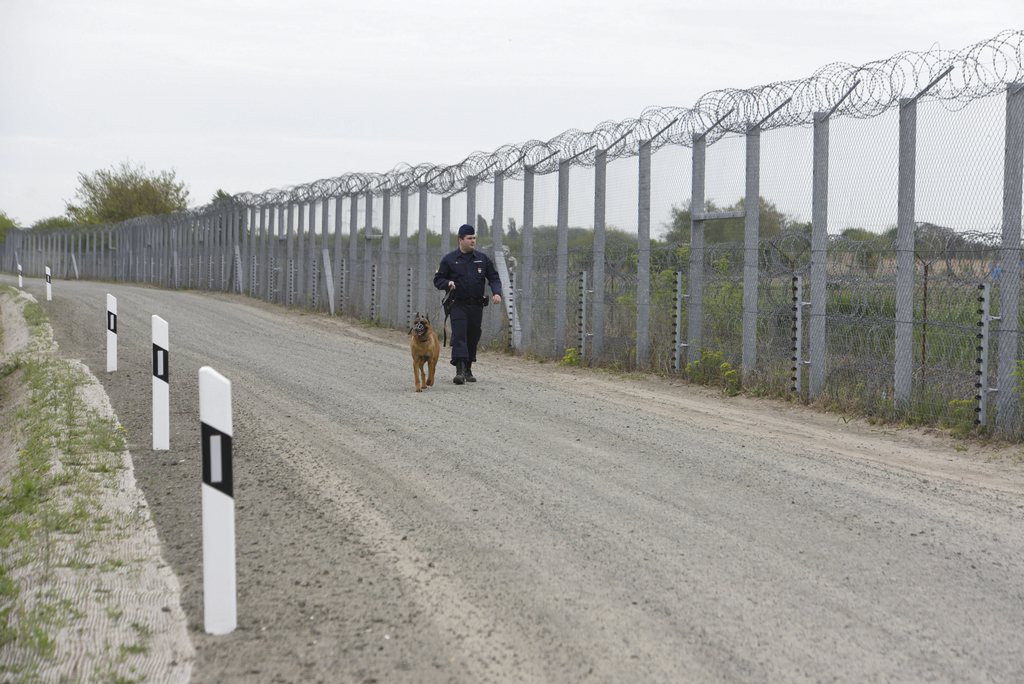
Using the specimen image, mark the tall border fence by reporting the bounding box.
[4,31,1024,436]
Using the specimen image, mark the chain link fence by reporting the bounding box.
[4,31,1024,437]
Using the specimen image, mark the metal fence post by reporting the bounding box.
[194,216,200,288]
[417,184,428,317]
[380,189,392,324]
[493,170,504,253]
[296,200,306,305]
[997,82,1024,435]
[740,100,790,381]
[895,69,952,411]
[365,191,376,316]
[277,205,287,304]
[241,206,250,293]
[441,195,451,255]
[592,149,607,363]
[348,193,359,314]
[250,206,259,295]
[221,208,230,290]
[556,159,570,357]
[810,111,830,399]
[895,97,917,410]
[306,200,317,307]
[743,125,761,380]
[318,200,329,307]
[492,170,506,343]
[331,197,343,311]
[467,176,477,229]
[637,140,652,368]
[397,187,409,325]
[264,205,275,301]
[201,214,210,289]
[286,203,296,305]
[688,133,706,364]
[522,167,535,351]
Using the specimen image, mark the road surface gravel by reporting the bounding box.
[17,275,1024,683]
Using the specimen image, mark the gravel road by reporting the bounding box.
[16,275,1024,683]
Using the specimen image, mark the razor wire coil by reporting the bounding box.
[210,30,1024,209]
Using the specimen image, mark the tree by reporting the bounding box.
[211,189,233,203]
[507,217,519,240]
[840,227,878,241]
[663,197,798,244]
[663,202,694,243]
[0,210,17,244]
[838,226,889,275]
[476,214,489,240]
[65,161,189,225]
[32,216,76,230]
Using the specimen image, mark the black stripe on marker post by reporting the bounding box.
[152,343,169,382]
[201,422,233,497]
[108,312,117,334]
[46,272,51,284]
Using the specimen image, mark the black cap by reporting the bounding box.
[458,224,475,238]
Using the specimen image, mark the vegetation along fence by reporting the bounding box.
[4,31,1024,437]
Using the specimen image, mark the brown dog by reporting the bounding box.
[409,312,440,392]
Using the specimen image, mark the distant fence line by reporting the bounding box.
[3,31,1024,438]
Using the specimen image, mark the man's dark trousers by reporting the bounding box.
[449,301,483,365]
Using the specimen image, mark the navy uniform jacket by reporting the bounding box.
[434,249,503,301]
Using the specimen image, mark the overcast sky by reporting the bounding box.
[0,0,1019,227]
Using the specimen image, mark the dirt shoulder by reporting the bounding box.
[0,287,193,682]
[530,363,1024,495]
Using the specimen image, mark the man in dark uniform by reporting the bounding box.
[434,224,503,384]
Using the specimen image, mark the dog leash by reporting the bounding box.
[441,290,455,347]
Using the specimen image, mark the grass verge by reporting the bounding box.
[0,290,161,682]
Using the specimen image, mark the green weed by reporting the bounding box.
[559,347,582,367]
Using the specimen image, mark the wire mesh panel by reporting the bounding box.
[756,127,815,391]
[600,240,638,369]
[757,231,813,394]
[910,231,999,428]
[912,97,1006,429]
[649,144,692,372]
[521,171,560,357]
[822,234,898,417]
[528,249,560,359]
[649,243,688,372]
[829,111,900,236]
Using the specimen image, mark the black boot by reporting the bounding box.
[453,361,466,385]
[464,361,476,382]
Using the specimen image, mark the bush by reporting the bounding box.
[685,349,741,395]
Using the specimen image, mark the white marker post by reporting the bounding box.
[45,266,52,301]
[152,315,169,450]
[17,262,22,289]
[199,367,236,635]
[106,295,117,372]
